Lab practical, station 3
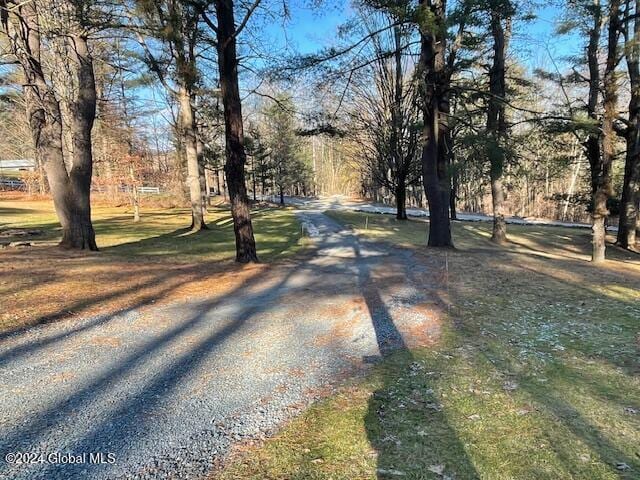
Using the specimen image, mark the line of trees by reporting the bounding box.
[1,0,638,263]
[290,0,638,261]
[0,0,262,262]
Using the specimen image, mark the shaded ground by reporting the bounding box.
[0,196,303,333]
[217,212,640,480]
[0,211,445,479]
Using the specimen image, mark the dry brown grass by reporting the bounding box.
[0,194,303,334]
[0,246,269,334]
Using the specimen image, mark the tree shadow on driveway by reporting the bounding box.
[347,236,480,479]
[0,216,478,480]
[0,253,311,479]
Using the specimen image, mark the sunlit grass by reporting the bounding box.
[0,197,306,332]
[324,210,628,259]
[218,211,640,480]
[0,198,304,262]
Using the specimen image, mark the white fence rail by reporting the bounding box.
[0,179,25,190]
[0,179,163,195]
[136,186,161,194]
[91,185,162,195]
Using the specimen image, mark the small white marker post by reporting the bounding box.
[365,216,369,230]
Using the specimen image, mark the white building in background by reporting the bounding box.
[0,158,36,171]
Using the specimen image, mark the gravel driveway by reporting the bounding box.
[0,211,443,479]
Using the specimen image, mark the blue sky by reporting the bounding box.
[274,1,354,54]
[141,0,583,141]
[260,0,581,71]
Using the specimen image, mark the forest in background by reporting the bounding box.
[0,0,638,263]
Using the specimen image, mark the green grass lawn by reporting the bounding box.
[0,197,306,332]
[327,210,636,261]
[0,198,304,262]
[219,212,640,480]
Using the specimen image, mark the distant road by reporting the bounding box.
[278,195,618,232]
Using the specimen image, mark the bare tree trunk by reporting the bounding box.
[487,10,511,244]
[450,165,458,220]
[179,86,207,231]
[197,135,209,213]
[396,181,407,220]
[391,25,408,221]
[252,172,257,201]
[61,33,98,249]
[490,174,507,242]
[311,136,317,195]
[618,125,640,248]
[618,0,640,250]
[2,2,98,250]
[129,164,140,222]
[582,0,608,261]
[593,0,620,263]
[37,156,46,194]
[215,0,258,263]
[585,0,602,201]
[222,170,228,201]
[418,0,454,247]
[251,154,257,202]
[204,168,212,206]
